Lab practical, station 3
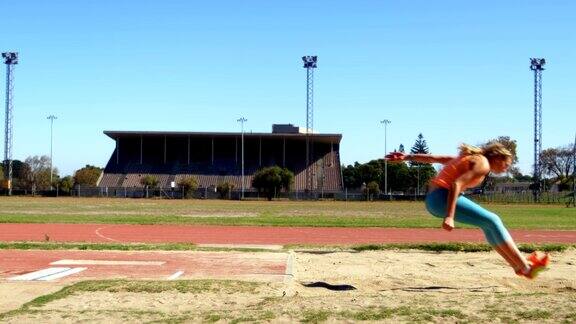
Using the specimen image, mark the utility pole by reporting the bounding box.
[2,52,18,196]
[237,117,247,199]
[530,58,545,202]
[47,115,57,188]
[380,119,391,197]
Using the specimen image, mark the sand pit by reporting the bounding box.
[1,249,575,323]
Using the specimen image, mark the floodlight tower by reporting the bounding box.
[2,52,18,196]
[530,58,545,202]
[302,55,317,194]
[237,117,247,199]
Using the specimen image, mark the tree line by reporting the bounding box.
[1,156,102,194]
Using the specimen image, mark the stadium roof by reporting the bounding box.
[104,130,342,143]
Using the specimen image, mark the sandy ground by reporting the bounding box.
[1,249,575,323]
[0,282,66,313]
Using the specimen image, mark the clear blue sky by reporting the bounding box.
[2,0,575,176]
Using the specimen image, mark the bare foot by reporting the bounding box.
[442,218,454,231]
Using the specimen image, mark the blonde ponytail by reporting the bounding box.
[458,143,483,156]
[458,142,513,160]
[481,142,513,160]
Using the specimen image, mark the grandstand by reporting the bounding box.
[98,124,343,193]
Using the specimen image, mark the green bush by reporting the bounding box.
[74,165,103,186]
[217,182,235,199]
[178,177,198,199]
[58,176,74,193]
[252,166,294,201]
[363,181,380,200]
[140,175,159,188]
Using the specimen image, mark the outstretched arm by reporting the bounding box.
[386,152,455,165]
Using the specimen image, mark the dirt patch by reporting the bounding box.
[2,249,575,323]
[0,282,65,313]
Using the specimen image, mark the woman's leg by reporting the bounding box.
[494,243,529,274]
[450,196,531,273]
[426,190,529,274]
[472,222,521,270]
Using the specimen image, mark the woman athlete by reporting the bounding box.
[386,142,549,279]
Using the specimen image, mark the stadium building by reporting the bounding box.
[98,124,343,194]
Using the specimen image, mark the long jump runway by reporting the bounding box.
[0,223,575,245]
[0,249,291,283]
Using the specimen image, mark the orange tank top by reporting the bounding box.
[431,155,474,189]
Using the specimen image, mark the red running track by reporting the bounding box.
[1,223,575,245]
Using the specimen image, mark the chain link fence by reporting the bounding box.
[1,187,573,205]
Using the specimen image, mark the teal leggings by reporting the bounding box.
[425,188,512,246]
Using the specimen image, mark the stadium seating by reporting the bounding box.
[98,133,343,192]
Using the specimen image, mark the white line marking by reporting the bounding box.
[95,226,120,242]
[167,271,184,280]
[9,267,72,281]
[9,267,70,281]
[284,252,295,283]
[37,267,87,281]
[51,260,165,266]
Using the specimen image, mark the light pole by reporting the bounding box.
[237,117,247,199]
[302,55,317,194]
[530,58,545,202]
[3,52,18,196]
[47,115,57,188]
[380,119,391,196]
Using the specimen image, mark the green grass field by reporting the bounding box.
[1,196,574,229]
